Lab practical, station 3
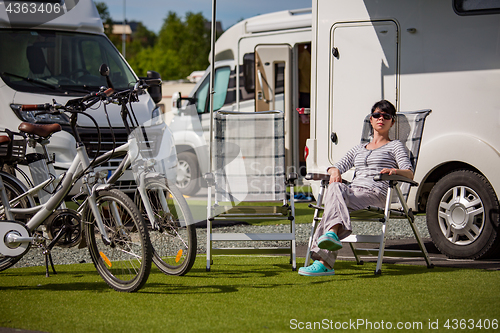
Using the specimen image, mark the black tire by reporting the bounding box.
[426,170,500,259]
[84,189,152,292]
[176,151,200,196]
[136,180,196,276]
[0,172,33,271]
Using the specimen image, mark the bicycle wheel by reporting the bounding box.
[0,171,33,271]
[136,179,196,276]
[84,188,152,292]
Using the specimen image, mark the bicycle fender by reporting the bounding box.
[94,183,113,193]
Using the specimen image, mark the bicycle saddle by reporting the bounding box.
[0,135,10,145]
[18,122,62,138]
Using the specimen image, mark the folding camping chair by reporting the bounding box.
[204,110,297,271]
[304,109,434,274]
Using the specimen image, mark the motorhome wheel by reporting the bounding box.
[426,170,500,259]
[176,151,200,196]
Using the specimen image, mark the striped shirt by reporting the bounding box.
[332,140,413,196]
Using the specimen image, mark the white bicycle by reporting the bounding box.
[0,87,152,292]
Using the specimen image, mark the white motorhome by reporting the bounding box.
[170,8,312,195]
[306,0,500,259]
[0,0,162,193]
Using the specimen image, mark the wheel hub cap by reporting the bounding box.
[438,185,484,246]
[450,203,467,229]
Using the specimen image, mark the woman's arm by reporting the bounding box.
[380,168,414,180]
[327,144,361,183]
[385,141,414,180]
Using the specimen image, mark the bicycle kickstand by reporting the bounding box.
[42,223,71,277]
[43,249,57,277]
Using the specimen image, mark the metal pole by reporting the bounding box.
[206,0,217,272]
[208,0,216,173]
[122,0,126,57]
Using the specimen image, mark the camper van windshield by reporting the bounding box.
[0,29,137,95]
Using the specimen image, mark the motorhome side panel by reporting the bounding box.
[309,0,500,259]
[310,0,499,202]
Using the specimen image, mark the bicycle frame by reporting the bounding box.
[0,139,115,255]
[87,139,167,231]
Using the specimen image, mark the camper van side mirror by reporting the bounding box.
[146,70,162,104]
[99,64,110,77]
[99,63,114,89]
[176,96,197,109]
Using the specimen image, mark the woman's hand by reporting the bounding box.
[327,167,342,184]
[380,168,398,175]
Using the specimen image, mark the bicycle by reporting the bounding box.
[0,87,152,292]
[2,65,197,277]
[92,68,196,275]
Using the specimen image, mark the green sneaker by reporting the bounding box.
[318,231,343,251]
[298,260,335,276]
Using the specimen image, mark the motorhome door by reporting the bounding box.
[329,21,399,165]
[254,44,294,171]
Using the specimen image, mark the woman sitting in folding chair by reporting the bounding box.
[299,100,414,276]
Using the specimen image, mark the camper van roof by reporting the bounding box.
[245,8,312,33]
[212,8,312,62]
[0,0,104,34]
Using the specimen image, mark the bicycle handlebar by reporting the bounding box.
[20,77,157,115]
[81,87,115,102]
[20,103,52,111]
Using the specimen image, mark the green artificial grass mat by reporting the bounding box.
[1,256,499,332]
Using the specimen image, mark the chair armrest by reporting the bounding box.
[305,173,351,185]
[305,173,330,181]
[373,174,419,187]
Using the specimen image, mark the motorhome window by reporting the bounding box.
[454,0,500,15]
[195,66,230,113]
[243,53,255,94]
[0,29,137,96]
[223,68,237,106]
[275,62,285,95]
[239,65,255,103]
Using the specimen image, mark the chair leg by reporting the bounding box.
[375,186,393,275]
[394,185,434,269]
[375,225,387,275]
[304,182,326,267]
[206,218,212,272]
[304,219,318,267]
[349,243,364,265]
[408,215,434,269]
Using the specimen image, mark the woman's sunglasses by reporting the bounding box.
[371,112,393,120]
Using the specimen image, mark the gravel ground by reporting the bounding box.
[12,216,429,268]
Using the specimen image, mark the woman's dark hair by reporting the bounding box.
[371,100,396,117]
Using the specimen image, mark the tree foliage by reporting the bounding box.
[94,2,214,81]
[129,11,212,80]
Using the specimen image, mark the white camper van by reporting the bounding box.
[0,0,162,193]
[306,0,500,259]
[170,8,312,195]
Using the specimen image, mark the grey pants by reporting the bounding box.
[311,182,385,268]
